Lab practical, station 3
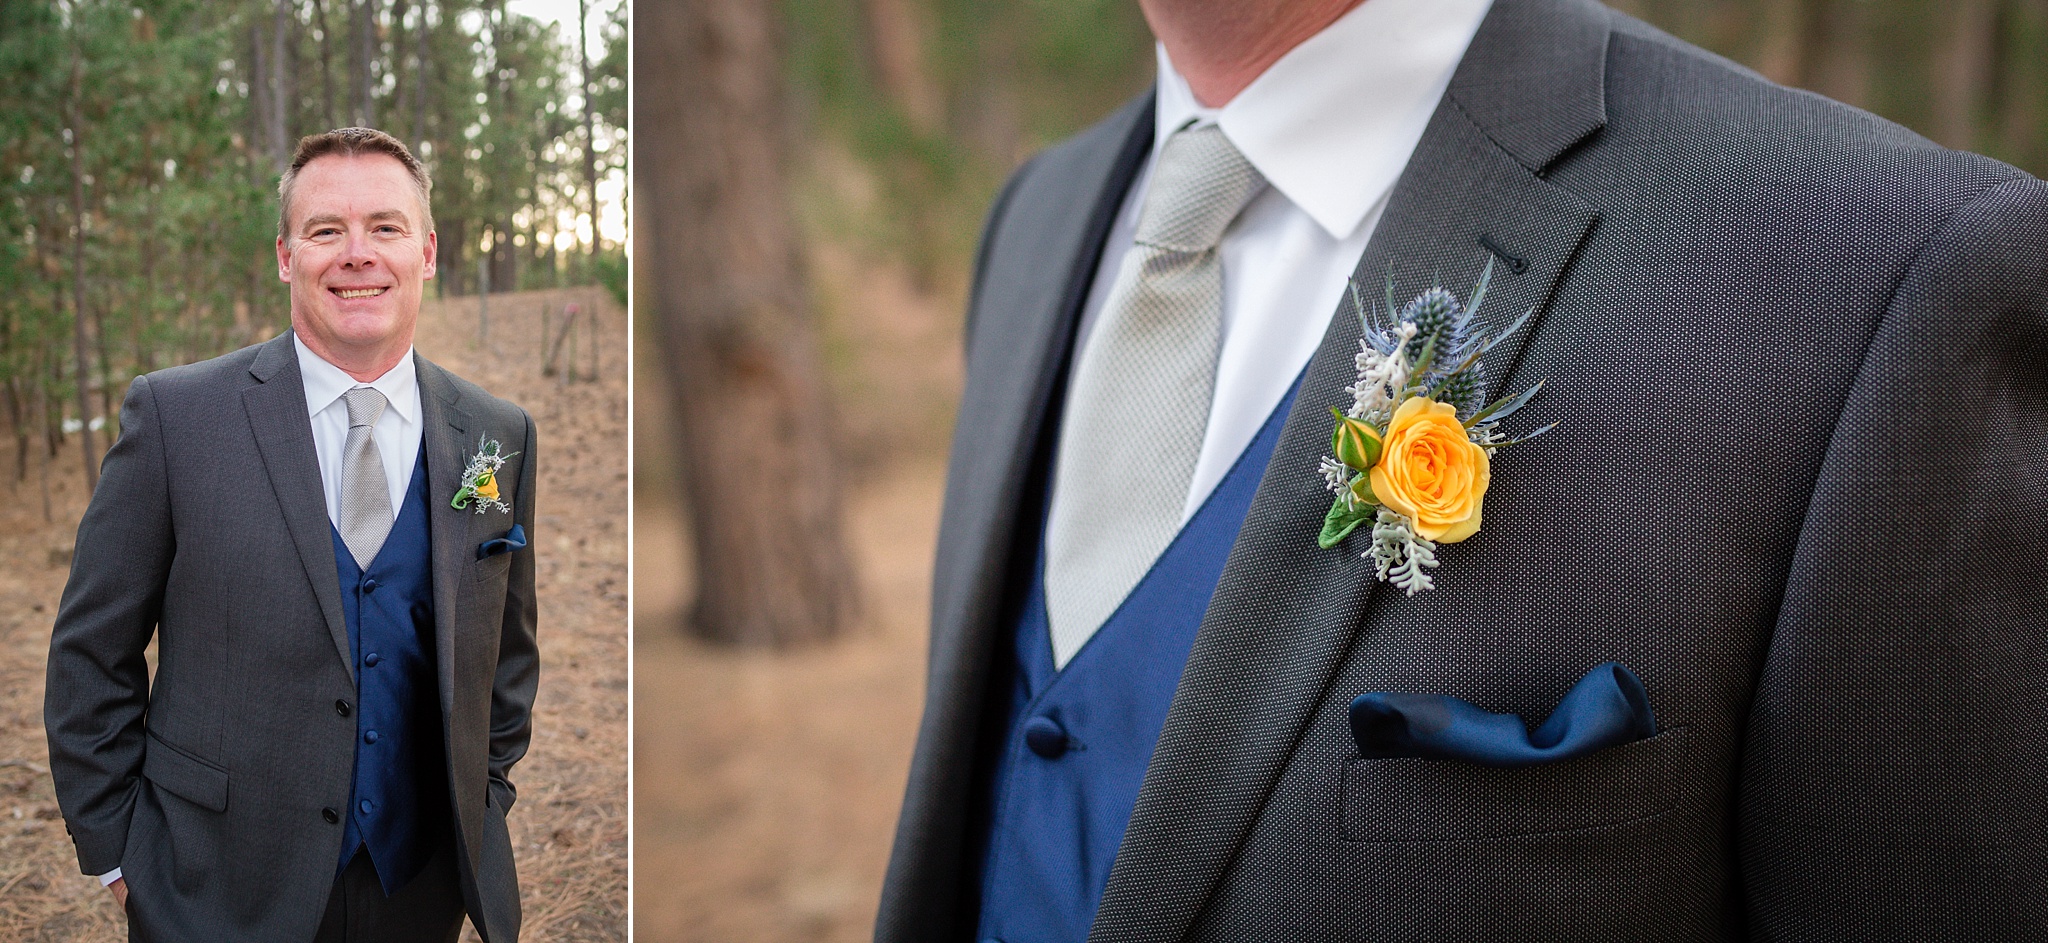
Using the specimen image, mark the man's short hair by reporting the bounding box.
[277,127,434,240]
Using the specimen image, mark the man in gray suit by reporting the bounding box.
[46,128,538,942]
[878,0,2047,939]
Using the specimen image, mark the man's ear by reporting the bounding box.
[423,230,437,280]
[276,235,291,283]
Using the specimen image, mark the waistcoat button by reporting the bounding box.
[1023,716,1069,758]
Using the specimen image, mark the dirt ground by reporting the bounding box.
[632,244,964,943]
[0,286,627,941]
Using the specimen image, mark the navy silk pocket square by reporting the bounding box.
[1349,662,1657,768]
[477,524,528,560]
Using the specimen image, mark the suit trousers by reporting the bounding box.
[312,839,465,943]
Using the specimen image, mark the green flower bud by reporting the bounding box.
[1329,408,1384,471]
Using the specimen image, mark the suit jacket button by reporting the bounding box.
[1023,717,1069,759]
[322,808,340,824]
[334,700,351,717]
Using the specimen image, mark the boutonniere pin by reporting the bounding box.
[452,433,520,514]
[1315,259,1555,594]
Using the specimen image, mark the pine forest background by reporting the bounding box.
[632,0,2048,939]
[0,0,625,496]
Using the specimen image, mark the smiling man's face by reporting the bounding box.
[277,152,436,379]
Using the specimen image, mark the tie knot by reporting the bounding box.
[1133,123,1267,253]
[343,387,388,429]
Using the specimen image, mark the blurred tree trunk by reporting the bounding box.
[638,0,859,645]
[66,53,98,492]
[314,0,337,126]
[862,0,940,133]
[1756,0,1868,108]
[958,0,1022,167]
[270,0,293,169]
[391,0,410,144]
[578,0,600,265]
[1999,0,2048,166]
[350,0,377,126]
[413,0,430,148]
[1937,0,2002,148]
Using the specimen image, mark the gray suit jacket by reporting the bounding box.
[45,331,539,942]
[877,0,2048,939]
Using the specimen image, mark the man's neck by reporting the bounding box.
[295,332,410,383]
[1140,0,1368,107]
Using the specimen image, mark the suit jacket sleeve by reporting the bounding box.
[1738,175,2048,937]
[44,375,175,875]
[487,407,541,812]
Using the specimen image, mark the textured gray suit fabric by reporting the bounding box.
[339,387,394,568]
[875,0,2048,939]
[45,331,540,943]
[1046,124,1266,666]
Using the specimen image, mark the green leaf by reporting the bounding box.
[1464,378,1545,429]
[1490,421,1558,448]
[1319,498,1377,549]
[1466,255,1496,316]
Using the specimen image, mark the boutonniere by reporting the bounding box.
[1315,259,1555,595]
[452,433,520,514]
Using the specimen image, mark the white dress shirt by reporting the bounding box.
[95,337,424,887]
[1068,0,1494,522]
[296,334,424,526]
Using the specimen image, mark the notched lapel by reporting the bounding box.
[417,357,473,722]
[1090,2,1607,940]
[242,333,354,684]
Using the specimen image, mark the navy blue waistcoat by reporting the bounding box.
[974,376,1302,943]
[329,448,450,895]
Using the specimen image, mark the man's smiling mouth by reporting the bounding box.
[333,288,389,299]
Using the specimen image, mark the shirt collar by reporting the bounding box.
[1154,0,1494,240]
[293,333,419,427]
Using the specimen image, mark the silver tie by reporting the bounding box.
[1044,124,1267,668]
[339,387,394,568]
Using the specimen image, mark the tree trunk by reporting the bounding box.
[351,0,377,127]
[391,0,410,143]
[5,376,27,485]
[270,0,294,170]
[67,54,99,492]
[862,0,940,133]
[315,0,337,127]
[1999,0,2047,166]
[638,0,859,645]
[414,0,430,151]
[1937,0,2002,149]
[250,21,273,155]
[578,0,600,265]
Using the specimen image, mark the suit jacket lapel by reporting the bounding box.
[416,357,473,722]
[243,332,355,683]
[1090,1,1608,940]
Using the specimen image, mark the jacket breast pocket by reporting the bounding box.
[1341,725,1691,843]
[473,547,515,583]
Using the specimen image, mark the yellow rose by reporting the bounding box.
[1367,396,1490,543]
[474,471,499,502]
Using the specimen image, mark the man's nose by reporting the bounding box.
[341,230,377,267]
